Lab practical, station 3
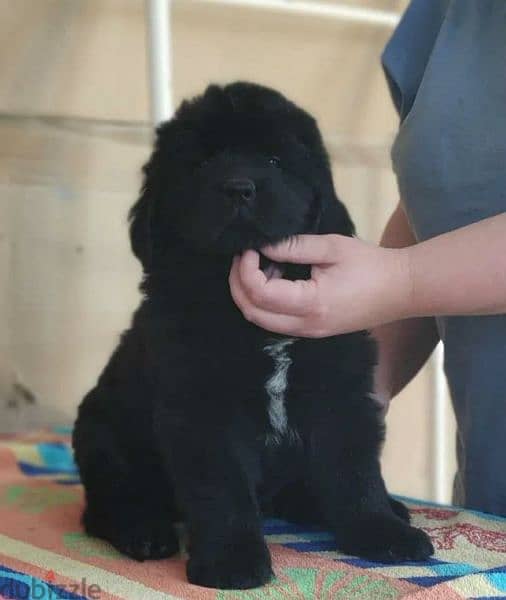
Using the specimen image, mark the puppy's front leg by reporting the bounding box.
[164,426,272,590]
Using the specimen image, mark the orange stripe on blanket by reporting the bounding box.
[0,445,27,483]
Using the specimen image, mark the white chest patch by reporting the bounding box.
[263,338,295,437]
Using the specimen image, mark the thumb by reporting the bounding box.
[262,234,341,265]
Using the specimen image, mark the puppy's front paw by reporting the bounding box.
[339,514,434,563]
[187,533,273,589]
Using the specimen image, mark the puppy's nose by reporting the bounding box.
[223,178,256,205]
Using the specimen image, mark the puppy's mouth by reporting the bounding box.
[259,254,285,280]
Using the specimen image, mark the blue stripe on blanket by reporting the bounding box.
[0,564,87,600]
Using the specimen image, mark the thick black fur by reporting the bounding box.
[73,82,433,590]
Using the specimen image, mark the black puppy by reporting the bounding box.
[73,82,433,590]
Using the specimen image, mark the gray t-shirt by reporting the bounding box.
[382,0,506,514]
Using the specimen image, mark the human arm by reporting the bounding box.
[229,212,506,338]
[371,203,439,402]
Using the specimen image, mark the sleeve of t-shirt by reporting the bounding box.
[381,0,450,122]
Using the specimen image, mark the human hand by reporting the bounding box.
[229,234,412,338]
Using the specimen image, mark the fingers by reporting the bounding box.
[230,251,318,317]
[230,270,308,336]
[261,234,341,265]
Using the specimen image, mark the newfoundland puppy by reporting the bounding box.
[73,82,433,590]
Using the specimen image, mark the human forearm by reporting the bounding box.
[372,203,438,400]
[373,318,438,400]
[403,213,506,318]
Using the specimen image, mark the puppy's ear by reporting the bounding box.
[129,142,164,268]
[292,113,356,238]
[314,181,356,237]
[129,119,188,269]
[129,182,153,268]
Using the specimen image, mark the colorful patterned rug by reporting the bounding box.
[0,429,505,599]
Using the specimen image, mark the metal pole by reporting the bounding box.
[432,343,447,503]
[185,0,400,27]
[146,0,173,125]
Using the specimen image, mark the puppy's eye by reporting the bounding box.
[269,156,281,168]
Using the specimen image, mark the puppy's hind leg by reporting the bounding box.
[73,418,180,561]
[268,477,410,528]
[390,497,411,523]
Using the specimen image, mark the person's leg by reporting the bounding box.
[453,404,506,516]
[447,318,506,516]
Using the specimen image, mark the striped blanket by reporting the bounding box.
[1,428,506,599]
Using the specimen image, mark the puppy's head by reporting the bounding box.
[130,82,354,270]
